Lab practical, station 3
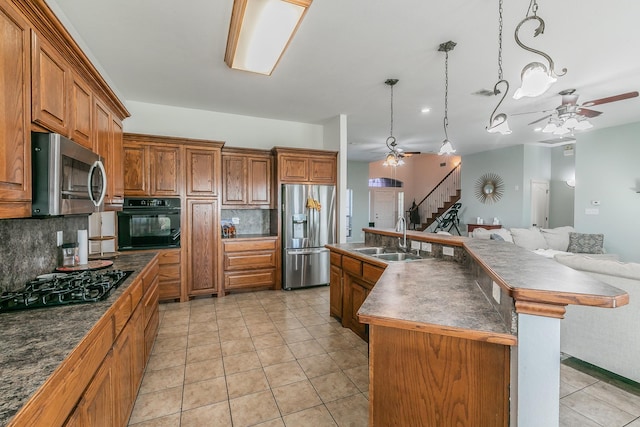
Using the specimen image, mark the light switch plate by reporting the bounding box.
[231,217,240,224]
[443,246,454,256]
[492,281,501,303]
[421,242,432,252]
[585,208,599,215]
[411,241,420,250]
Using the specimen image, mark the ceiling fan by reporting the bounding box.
[523,89,639,133]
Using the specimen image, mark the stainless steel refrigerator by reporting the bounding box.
[282,184,336,290]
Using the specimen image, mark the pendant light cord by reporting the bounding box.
[498,0,504,80]
[443,49,450,141]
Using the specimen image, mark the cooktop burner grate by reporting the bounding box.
[0,269,132,313]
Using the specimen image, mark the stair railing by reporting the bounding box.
[410,163,461,229]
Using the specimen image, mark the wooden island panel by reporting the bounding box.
[370,325,509,427]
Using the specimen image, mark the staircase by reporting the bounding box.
[409,163,461,231]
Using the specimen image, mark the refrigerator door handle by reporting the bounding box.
[287,248,328,256]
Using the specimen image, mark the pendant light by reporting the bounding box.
[382,79,404,167]
[438,41,456,155]
[487,0,512,135]
[513,0,566,99]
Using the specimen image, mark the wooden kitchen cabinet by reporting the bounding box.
[330,261,343,320]
[222,148,272,208]
[186,146,219,197]
[151,145,181,196]
[222,237,277,291]
[113,321,135,426]
[94,98,124,209]
[186,198,219,297]
[157,248,181,301]
[122,137,183,197]
[0,1,31,219]
[70,73,93,149]
[31,30,71,136]
[123,143,148,195]
[273,147,337,185]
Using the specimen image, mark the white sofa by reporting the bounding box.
[556,254,640,383]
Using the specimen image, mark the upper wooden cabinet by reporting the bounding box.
[273,147,337,185]
[122,136,182,197]
[31,30,70,136]
[70,74,93,149]
[94,98,124,208]
[0,2,31,219]
[186,146,219,198]
[222,148,272,208]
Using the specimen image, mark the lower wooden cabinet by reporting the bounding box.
[329,254,343,319]
[343,274,371,340]
[186,198,219,297]
[222,237,277,292]
[157,248,181,301]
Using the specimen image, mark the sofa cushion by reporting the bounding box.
[510,227,548,250]
[471,227,513,243]
[554,254,640,280]
[567,232,605,254]
[541,226,575,251]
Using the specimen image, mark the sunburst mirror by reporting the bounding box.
[475,173,504,204]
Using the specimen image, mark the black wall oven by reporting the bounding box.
[117,198,181,250]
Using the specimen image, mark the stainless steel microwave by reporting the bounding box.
[31,132,107,217]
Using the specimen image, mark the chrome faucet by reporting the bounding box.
[396,216,407,251]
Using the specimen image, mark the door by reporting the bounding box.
[531,180,550,228]
[370,189,397,229]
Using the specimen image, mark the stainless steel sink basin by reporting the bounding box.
[372,252,423,262]
[352,246,387,255]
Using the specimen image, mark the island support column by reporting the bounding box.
[515,301,566,427]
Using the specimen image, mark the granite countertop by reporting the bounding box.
[0,252,157,425]
[222,234,277,240]
[327,243,515,345]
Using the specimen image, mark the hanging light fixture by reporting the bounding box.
[487,0,512,135]
[513,0,566,99]
[438,41,457,155]
[382,79,405,167]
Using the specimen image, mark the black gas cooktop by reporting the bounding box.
[0,269,132,313]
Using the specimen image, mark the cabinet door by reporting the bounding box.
[73,351,117,427]
[279,155,308,182]
[222,155,246,205]
[187,198,218,296]
[187,147,219,197]
[330,264,343,319]
[31,31,70,135]
[110,117,124,204]
[248,156,271,206]
[94,99,112,201]
[0,3,31,218]
[310,157,336,183]
[123,144,149,195]
[113,323,135,426]
[344,275,369,341]
[151,145,181,195]
[70,74,93,149]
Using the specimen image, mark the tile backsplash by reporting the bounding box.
[0,216,88,292]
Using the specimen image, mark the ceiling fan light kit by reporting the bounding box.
[513,0,566,99]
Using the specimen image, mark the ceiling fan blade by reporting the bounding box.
[402,151,421,157]
[576,108,602,118]
[528,114,552,126]
[581,91,639,107]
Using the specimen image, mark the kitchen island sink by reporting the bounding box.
[372,252,422,262]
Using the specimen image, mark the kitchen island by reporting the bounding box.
[0,252,159,426]
[327,228,628,427]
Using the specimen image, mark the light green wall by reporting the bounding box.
[522,145,551,226]
[574,122,640,262]
[549,145,575,228]
[347,161,370,242]
[460,145,526,230]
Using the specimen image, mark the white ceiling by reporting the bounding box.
[48,0,640,162]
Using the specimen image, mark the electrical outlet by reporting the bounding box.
[585,208,599,215]
[421,242,432,252]
[492,281,501,303]
[56,231,63,246]
[231,217,240,224]
[411,241,420,250]
[443,246,454,256]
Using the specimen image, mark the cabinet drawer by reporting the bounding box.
[142,259,159,293]
[363,263,385,284]
[159,249,180,265]
[225,270,275,289]
[342,256,362,276]
[223,239,276,252]
[144,308,159,362]
[143,280,159,327]
[159,281,181,301]
[113,292,132,337]
[224,251,276,270]
[129,278,144,309]
[159,263,180,282]
[330,252,342,267]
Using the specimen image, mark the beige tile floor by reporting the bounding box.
[128,285,640,427]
